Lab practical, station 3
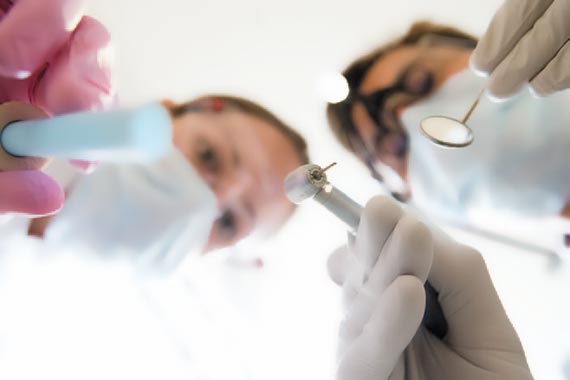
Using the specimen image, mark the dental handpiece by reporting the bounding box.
[0,101,172,171]
[284,163,362,231]
[284,163,448,339]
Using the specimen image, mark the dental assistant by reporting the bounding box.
[327,21,570,223]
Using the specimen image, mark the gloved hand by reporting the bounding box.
[471,0,570,99]
[0,0,114,216]
[329,196,533,380]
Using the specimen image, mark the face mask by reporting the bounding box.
[400,69,570,218]
[45,149,219,272]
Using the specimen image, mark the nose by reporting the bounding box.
[211,168,253,203]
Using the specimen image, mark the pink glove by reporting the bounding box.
[0,0,114,216]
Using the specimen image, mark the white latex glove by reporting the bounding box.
[471,0,570,99]
[329,196,533,380]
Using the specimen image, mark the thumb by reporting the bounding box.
[328,245,349,286]
[327,233,355,286]
[0,170,64,216]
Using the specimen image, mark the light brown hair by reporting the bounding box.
[169,94,309,166]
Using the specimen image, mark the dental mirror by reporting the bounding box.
[420,88,484,148]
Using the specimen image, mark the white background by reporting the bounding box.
[1,1,569,379]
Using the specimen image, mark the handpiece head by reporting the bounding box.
[283,164,328,204]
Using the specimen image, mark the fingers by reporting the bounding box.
[0,0,86,78]
[337,275,425,380]
[470,0,552,75]
[338,208,433,352]
[33,16,115,116]
[355,196,403,278]
[0,170,64,216]
[485,0,569,99]
[530,40,570,96]
[343,216,432,338]
[340,196,403,309]
[365,215,432,292]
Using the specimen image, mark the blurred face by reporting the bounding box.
[172,109,302,252]
[350,44,472,179]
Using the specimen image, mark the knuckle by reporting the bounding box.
[362,195,402,225]
[396,275,424,302]
[470,49,493,74]
[394,217,433,263]
[397,216,431,241]
[393,276,426,320]
[458,246,488,275]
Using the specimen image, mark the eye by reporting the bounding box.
[216,209,238,242]
[404,68,433,95]
[197,139,220,173]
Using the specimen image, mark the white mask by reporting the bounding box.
[401,69,570,219]
[45,149,219,272]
